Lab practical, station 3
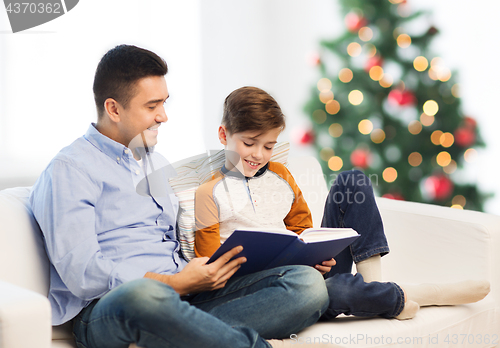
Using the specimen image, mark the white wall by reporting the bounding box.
[1,0,499,214]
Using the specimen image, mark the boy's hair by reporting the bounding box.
[93,44,168,119]
[222,86,286,135]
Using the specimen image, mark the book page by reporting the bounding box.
[235,227,298,237]
[301,228,358,243]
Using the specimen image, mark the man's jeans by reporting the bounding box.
[73,265,328,348]
[320,170,404,319]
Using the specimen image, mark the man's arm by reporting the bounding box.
[145,246,246,296]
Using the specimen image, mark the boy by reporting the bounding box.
[194,86,490,321]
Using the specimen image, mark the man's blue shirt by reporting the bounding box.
[30,124,187,325]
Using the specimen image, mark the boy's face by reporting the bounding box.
[219,126,281,177]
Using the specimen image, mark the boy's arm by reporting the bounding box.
[194,179,222,257]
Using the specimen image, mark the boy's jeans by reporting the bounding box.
[321,169,404,319]
[73,265,328,348]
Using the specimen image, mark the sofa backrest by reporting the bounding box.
[0,187,50,296]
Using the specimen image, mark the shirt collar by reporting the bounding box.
[84,123,133,162]
[221,162,269,179]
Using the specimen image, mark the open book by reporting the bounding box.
[207,227,359,277]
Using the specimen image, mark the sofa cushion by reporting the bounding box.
[0,187,49,296]
[169,142,289,260]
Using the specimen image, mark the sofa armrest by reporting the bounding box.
[377,197,500,301]
[0,281,52,348]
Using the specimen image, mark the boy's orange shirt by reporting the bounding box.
[194,161,313,257]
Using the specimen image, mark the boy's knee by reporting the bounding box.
[284,266,329,308]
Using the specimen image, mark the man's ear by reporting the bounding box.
[103,98,121,123]
[218,125,228,145]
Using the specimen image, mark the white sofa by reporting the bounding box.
[0,156,499,348]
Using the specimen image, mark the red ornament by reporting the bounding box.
[294,128,315,145]
[308,52,321,67]
[454,127,476,147]
[387,89,416,106]
[345,12,368,32]
[382,192,405,201]
[424,175,454,201]
[365,55,383,72]
[350,148,371,169]
[463,116,477,129]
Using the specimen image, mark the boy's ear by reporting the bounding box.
[104,98,121,123]
[218,125,228,145]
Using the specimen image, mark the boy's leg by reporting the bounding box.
[321,273,406,320]
[73,278,273,348]
[190,265,329,339]
[321,170,389,280]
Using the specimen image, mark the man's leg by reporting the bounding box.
[189,265,329,340]
[73,278,272,348]
[321,169,389,281]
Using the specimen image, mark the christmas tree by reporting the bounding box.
[302,0,490,211]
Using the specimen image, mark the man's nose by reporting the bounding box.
[157,105,168,123]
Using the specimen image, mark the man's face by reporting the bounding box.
[219,126,281,177]
[116,75,169,151]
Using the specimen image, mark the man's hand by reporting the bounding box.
[145,246,246,296]
[315,258,336,275]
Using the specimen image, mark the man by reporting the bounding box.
[29,44,329,348]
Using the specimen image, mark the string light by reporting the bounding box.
[452,195,466,207]
[436,151,452,167]
[358,119,373,134]
[382,167,398,182]
[439,132,454,148]
[371,129,386,144]
[364,43,377,58]
[325,100,341,114]
[423,100,439,116]
[397,34,411,48]
[348,90,364,105]
[431,130,443,145]
[443,160,457,174]
[359,27,373,41]
[320,147,335,161]
[413,56,428,72]
[451,204,464,210]
[347,42,362,57]
[408,152,422,166]
[464,148,477,163]
[408,120,422,135]
[319,90,334,104]
[369,66,384,81]
[328,156,343,171]
[317,78,332,92]
[379,74,393,88]
[328,123,343,137]
[339,68,353,83]
[312,109,327,124]
[420,113,435,126]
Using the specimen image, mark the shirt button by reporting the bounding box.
[135,170,140,175]
[116,157,121,162]
[124,149,130,154]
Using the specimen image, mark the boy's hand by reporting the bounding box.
[315,258,336,275]
[145,246,246,296]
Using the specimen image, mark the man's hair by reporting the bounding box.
[222,86,286,135]
[93,44,168,118]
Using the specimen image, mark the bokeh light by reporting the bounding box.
[408,120,422,135]
[413,56,429,72]
[370,129,386,144]
[397,34,411,48]
[358,119,373,135]
[348,90,364,105]
[312,109,327,124]
[328,123,343,137]
[436,151,452,167]
[317,78,332,92]
[440,132,454,148]
[339,68,353,83]
[383,167,398,182]
[451,84,460,98]
[319,90,334,104]
[423,100,439,116]
[369,66,384,81]
[325,100,341,115]
[379,74,393,88]
[452,195,466,207]
[431,130,443,145]
[320,147,335,161]
[408,152,422,167]
[444,160,457,174]
[464,148,478,163]
[359,27,374,41]
[420,113,435,126]
[364,43,377,57]
[328,156,343,171]
[347,42,362,57]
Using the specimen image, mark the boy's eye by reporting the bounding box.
[243,142,253,147]
[265,147,273,150]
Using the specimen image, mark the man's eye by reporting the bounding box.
[149,106,156,110]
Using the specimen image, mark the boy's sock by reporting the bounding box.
[403,280,490,307]
[355,254,381,282]
[395,299,419,320]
